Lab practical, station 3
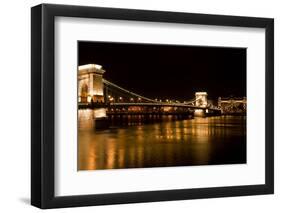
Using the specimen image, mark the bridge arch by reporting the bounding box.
[80,83,88,103]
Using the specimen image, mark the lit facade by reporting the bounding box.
[195,92,208,107]
[78,64,106,103]
[218,97,246,114]
[194,92,208,117]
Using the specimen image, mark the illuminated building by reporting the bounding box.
[218,97,246,114]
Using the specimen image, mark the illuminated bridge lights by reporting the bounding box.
[78,64,224,116]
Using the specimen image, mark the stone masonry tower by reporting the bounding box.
[78,64,106,103]
[195,92,208,107]
[194,92,208,117]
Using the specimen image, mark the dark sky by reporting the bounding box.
[78,41,246,101]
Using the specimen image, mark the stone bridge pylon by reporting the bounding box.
[194,92,208,117]
[78,64,105,103]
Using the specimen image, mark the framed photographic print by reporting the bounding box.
[31,4,274,209]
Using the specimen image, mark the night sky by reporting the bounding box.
[78,41,246,101]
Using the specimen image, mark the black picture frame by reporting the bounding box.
[31,3,274,209]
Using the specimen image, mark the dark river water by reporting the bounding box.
[78,109,246,171]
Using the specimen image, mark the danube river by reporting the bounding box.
[78,109,246,171]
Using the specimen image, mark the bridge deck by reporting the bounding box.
[107,111,194,116]
[110,102,220,111]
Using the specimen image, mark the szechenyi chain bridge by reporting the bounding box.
[78,64,246,128]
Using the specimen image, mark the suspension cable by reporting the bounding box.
[103,79,198,105]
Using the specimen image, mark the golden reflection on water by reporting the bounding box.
[78,109,246,170]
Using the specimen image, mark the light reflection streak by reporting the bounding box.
[78,113,246,170]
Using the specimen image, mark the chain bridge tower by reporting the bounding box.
[194,92,208,117]
[78,64,105,103]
